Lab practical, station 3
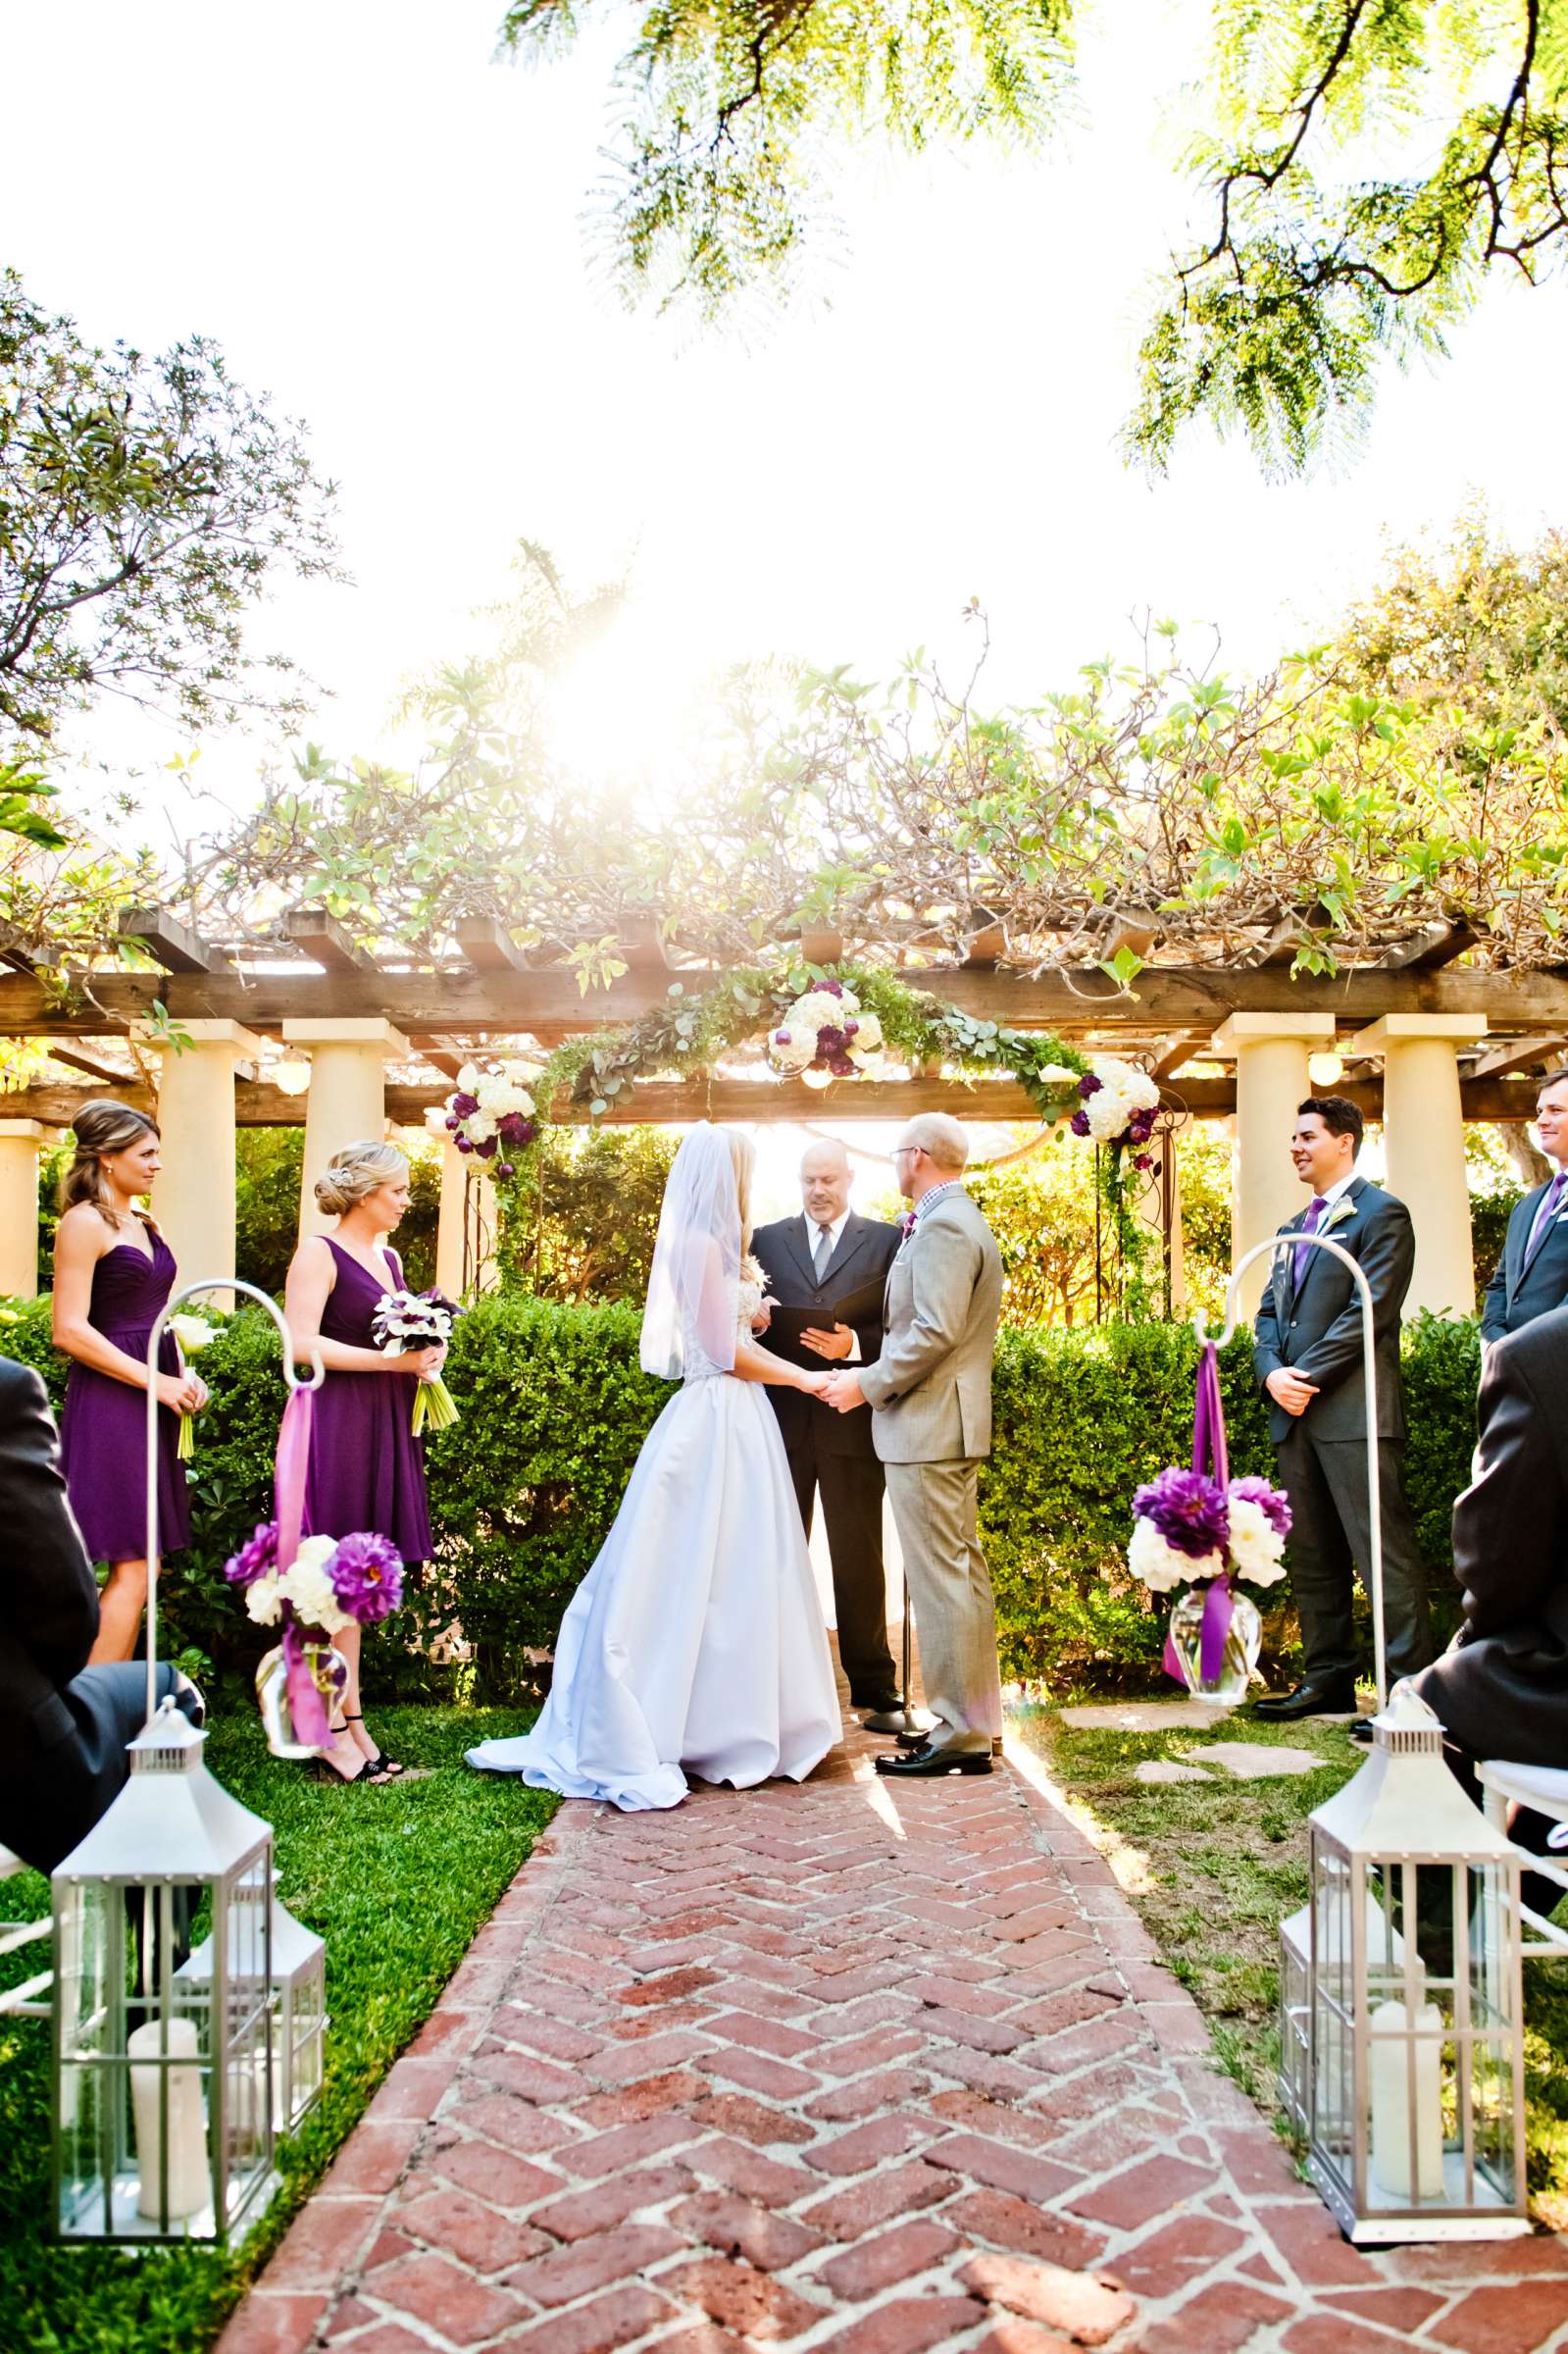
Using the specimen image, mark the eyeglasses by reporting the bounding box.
[891,1145,921,1162]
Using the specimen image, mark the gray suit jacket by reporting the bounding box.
[1480,1177,1568,1345]
[1252,1173,1412,1444]
[859,1190,1003,1463]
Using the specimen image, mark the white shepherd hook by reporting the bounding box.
[142,1282,324,1731]
[1193,1233,1388,1713]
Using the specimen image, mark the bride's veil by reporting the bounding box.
[640,1123,742,1379]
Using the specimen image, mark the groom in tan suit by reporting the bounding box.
[823,1113,1005,1778]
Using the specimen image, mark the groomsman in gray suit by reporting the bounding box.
[1481,1070,1568,1345]
[823,1113,1005,1778]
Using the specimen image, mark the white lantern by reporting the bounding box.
[52,1702,279,2244]
[177,1892,327,2134]
[1302,1686,1529,2242]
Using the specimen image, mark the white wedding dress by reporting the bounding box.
[466,1268,841,1811]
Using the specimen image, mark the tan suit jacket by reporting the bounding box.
[859,1190,1003,1462]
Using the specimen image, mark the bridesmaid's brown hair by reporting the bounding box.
[60,1100,160,1229]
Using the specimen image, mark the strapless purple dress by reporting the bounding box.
[302,1240,433,1562]
[59,1229,191,1564]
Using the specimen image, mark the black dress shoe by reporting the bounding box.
[1250,1677,1359,1722]
[875,1745,992,1778]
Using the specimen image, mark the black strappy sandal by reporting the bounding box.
[343,1713,405,1775]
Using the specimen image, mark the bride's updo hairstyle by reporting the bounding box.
[314,1140,408,1218]
[726,1129,756,1250]
[60,1100,161,1228]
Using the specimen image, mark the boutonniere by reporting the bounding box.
[898,1210,918,1241]
[1322,1198,1357,1235]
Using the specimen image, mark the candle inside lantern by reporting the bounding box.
[1369,1994,1444,2199]
[128,2017,209,2220]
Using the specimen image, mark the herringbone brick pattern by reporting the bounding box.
[221,1712,1568,2354]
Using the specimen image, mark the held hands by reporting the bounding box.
[801,1321,854,1361]
[822,1370,868,1414]
[797,1368,835,1399]
[1265,1366,1319,1418]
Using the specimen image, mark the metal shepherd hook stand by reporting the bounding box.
[142,1281,324,1729]
[1194,1231,1390,1714]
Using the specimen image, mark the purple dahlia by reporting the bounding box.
[451,1091,480,1118]
[1132,1467,1231,1560]
[1069,1109,1090,1137]
[225,1520,278,1588]
[329,1530,404,1624]
[820,979,843,998]
[497,1110,531,1146]
[1229,1475,1292,1541]
[1078,1073,1103,1099]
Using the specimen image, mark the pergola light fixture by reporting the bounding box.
[269,1051,312,1097]
[1308,1051,1345,1087]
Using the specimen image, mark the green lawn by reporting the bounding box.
[0,1706,555,2354]
[1012,1704,1568,2226]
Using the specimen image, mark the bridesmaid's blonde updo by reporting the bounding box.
[726,1130,756,1251]
[314,1140,409,1218]
[60,1100,161,1228]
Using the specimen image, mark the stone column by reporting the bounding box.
[284,1019,408,1241]
[427,1112,499,1298]
[146,1019,263,1298]
[1211,1013,1338,1313]
[0,1118,46,1299]
[1349,1014,1484,1317]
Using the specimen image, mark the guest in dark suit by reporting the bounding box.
[1412,1305,1568,1917]
[0,1356,202,1875]
[751,1142,904,1728]
[1480,1070,1568,1346]
[1251,1096,1433,1720]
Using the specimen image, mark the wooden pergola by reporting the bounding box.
[1,903,1563,1312]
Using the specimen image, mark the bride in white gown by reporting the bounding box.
[466,1124,842,1810]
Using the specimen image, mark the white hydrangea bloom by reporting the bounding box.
[1128,1515,1219,1593]
[1086,1088,1136,1142]
[465,1110,497,1145]
[245,1575,283,1626]
[280,1537,349,1634]
[770,1031,816,1072]
[1227,1497,1289,1586]
[848,1011,883,1051]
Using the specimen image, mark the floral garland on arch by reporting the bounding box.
[440,963,1167,1294]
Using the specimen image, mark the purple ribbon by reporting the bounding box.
[274,1386,329,1747]
[1162,1341,1234,1686]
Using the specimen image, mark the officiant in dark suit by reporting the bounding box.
[1251,1097,1433,1723]
[752,1141,904,1728]
[1481,1070,1568,1345]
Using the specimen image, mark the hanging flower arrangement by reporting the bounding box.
[443,1059,540,1178]
[767,979,885,1078]
[1071,1056,1162,1163]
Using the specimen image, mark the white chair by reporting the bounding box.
[0,1844,52,2019]
[1479,1761,1568,1959]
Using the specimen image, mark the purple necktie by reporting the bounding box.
[1525,1170,1567,1268]
[1293,1195,1327,1289]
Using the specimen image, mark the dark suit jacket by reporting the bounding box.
[1252,1173,1412,1444]
[1480,1176,1568,1345]
[0,1357,100,1765]
[751,1213,902,1460]
[1415,1306,1568,1763]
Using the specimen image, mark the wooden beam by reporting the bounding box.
[46,1045,138,1086]
[963,907,1006,968]
[618,916,669,972]
[1468,1035,1568,1081]
[283,905,371,972]
[1,961,1566,1041]
[1148,1034,1211,1082]
[117,906,222,974]
[455,916,529,974]
[0,1072,1551,1130]
[1380,922,1480,972]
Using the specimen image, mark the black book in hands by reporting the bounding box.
[762,1276,888,1360]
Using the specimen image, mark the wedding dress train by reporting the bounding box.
[466,1267,841,1811]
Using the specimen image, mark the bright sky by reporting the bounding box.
[9,0,1568,835]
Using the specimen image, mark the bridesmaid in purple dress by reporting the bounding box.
[284,1140,442,1786]
[52,1101,208,1663]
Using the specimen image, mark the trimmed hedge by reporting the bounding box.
[0,1295,1480,1699]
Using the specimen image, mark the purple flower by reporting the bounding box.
[1229,1475,1292,1540]
[451,1091,480,1118]
[225,1520,278,1587]
[817,1025,846,1055]
[477,1135,498,1158]
[329,1530,404,1624]
[498,1110,531,1146]
[498,1162,515,1179]
[444,1113,459,1132]
[518,1119,535,1147]
[775,1029,791,1045]
[829,1052,856,1076]
[1069,1109,1090,1137]
[820,979,843,998]
[1133,1151,1154,1171]
[456,1135,474,1153]
[1133,1467,1231,1560]
[843,1019,859,1038]
[1078,1073,1103,1099]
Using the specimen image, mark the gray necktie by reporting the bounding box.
[812,1223,833,1279]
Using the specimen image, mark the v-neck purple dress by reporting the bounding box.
[301,1239,432,1562]
[59,1228,192,1564]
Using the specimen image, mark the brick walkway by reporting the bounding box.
[222,1711,1568,2354]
